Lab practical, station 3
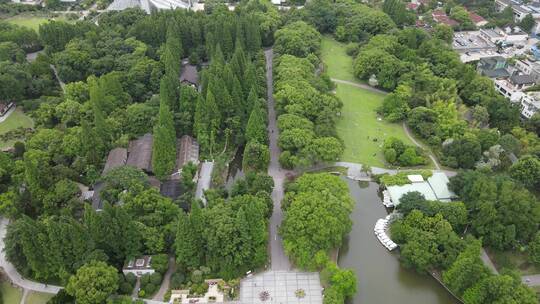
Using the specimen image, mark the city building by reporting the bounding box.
[514,59,540,82]
[479,27,529,45]
[518,92,540,118]
[432,9,459,27]
[468,11,488,27]
[10,0,42,5]
[495,0,540,22]
[494,74,535,101]
[107,0,190,13]
[477,56,510,78]
[453,31,497,53]
[123,256,155,277]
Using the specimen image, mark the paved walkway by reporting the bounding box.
[330,78,387,94]
[265,49,292,271]
[480,248,498,274]
[50,65,66,93]
[0,218,62,294]
[240,271,322,304]
[522,274,540,287]
[152,257,175,301]
[195,161,214,205]
[479,247,540,287]
[402,122,441,170]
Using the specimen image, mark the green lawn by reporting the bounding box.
[0,108,34,149]
[27,291,55,304]
[6,15,68,32]
[321,37,416,167]
[1,281,23,304]
[321,36,357,82]
[335,83,415,167]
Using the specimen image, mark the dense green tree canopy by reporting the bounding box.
[66,261,119,304]
[281,174,353,268]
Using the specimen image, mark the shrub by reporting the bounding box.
[151,254,169,274]
[170,271,186,289]
[345,43,360,56]
[384,148,397,163]
[144,283,157,295]
[125,273,137,285]
[150,272,163,285]
[140,274,151,285]
[191,269,203,284]
[119,281,134,295]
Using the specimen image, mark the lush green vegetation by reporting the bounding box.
[294,2,540,302]
[320,36,415,167]
[281,173,356,302]
[334,83,414,167]
[487,249,540,276]
[0,108,34,149]
[273,22,343,169]
[376,170,432,186]
[5,15,67,32]
[0,2,279,303]
[320,36,356,82]
[391,212,537,304]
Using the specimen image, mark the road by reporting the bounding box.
[0,218,62,294]
[264,49,291,271]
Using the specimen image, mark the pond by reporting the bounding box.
[339,179,460,304]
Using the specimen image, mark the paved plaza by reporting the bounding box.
[240,271,323,304]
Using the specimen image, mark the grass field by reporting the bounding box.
[335,84,415,167]
[5,16,50,31]
[0,108,34,149]
[27,291,55,304]
[321,37,415,167]
[1,281,23,304]
[321,36,357,82]
[6,15,69,32]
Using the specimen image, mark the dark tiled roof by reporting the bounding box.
[180,64,199,86]
[127,133,153,173]
[176,135,199,173]
[510,74,536,84]
[483,68,510,78]
[160,179,184,200]
[103,148,127,175]
[469,12,486,23]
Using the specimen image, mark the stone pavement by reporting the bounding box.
[240,271,323,304]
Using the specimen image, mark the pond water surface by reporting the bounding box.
[339,179,460,304]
